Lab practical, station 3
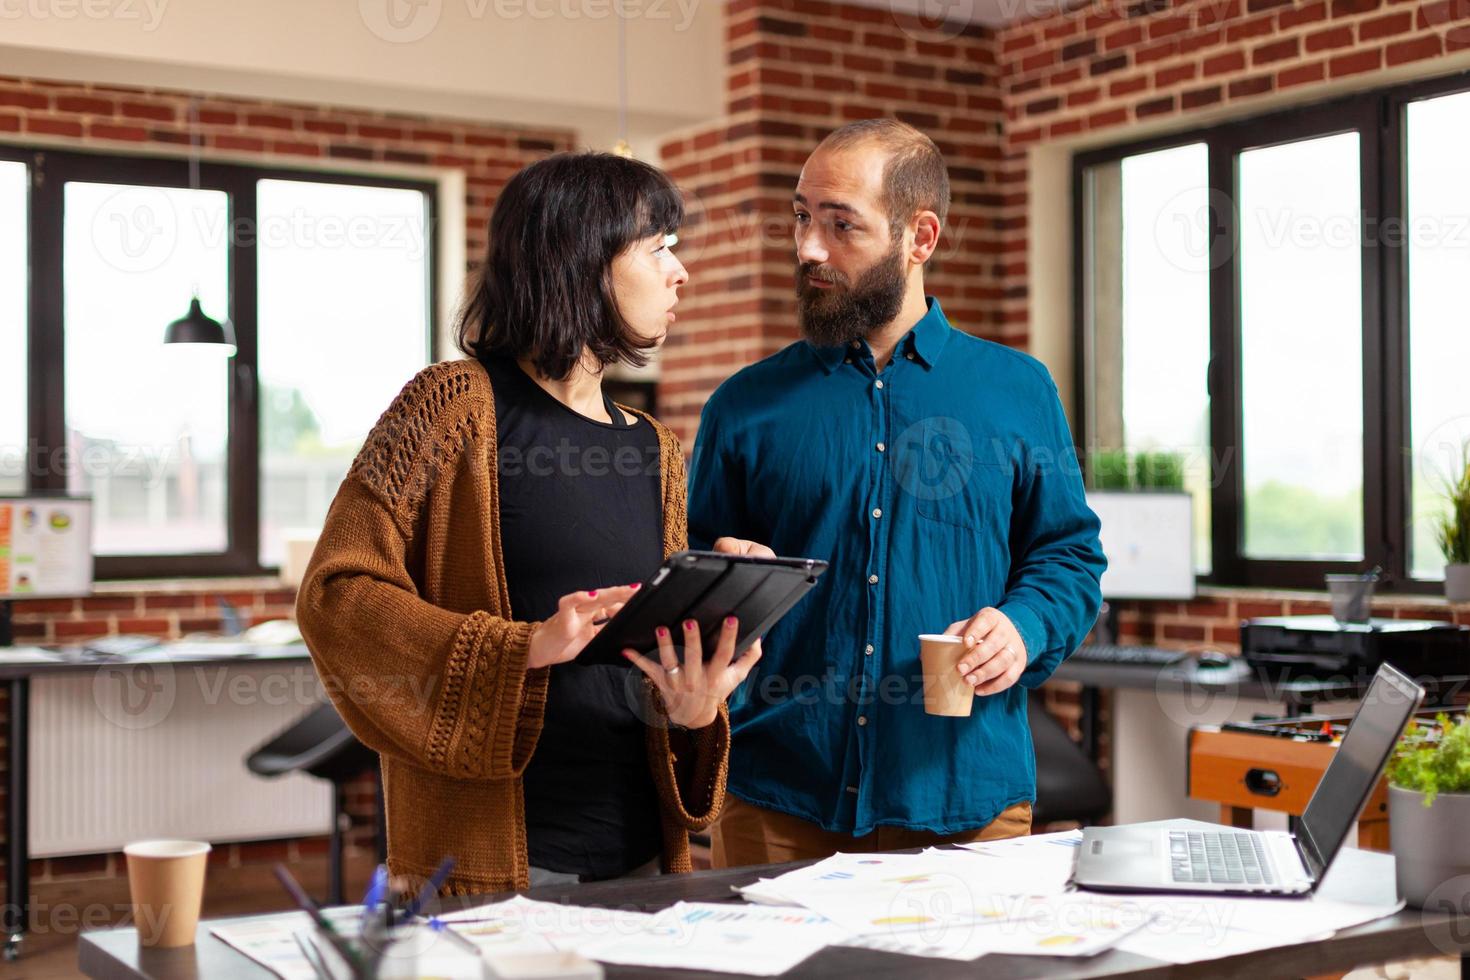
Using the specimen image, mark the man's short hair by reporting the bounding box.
[817,118,951,242]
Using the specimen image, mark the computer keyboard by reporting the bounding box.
[1169,830,1277,885]
[1071,643,1187,666]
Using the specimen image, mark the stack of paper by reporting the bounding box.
[435,895,654,955]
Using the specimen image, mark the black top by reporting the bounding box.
[480,355,665,880]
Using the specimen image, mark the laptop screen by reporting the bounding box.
[1298,664,1424,880]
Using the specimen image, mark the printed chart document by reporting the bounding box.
[579,902,850,975]
[435,895,654,955]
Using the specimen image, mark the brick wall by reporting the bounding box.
[0,76,572,900]
[655,0,1009,442]
[991,0,1470,334]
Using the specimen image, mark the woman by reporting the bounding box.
[296,153,759,896]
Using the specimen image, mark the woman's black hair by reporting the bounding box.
[455,152,684,381]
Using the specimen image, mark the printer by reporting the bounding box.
[1241,616,1470,681]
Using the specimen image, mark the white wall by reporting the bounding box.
[0,0,727,153]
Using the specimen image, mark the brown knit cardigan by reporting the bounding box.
[295,358,730,896]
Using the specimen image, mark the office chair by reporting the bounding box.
[246,701,385,905]
[1027,690,1112,827]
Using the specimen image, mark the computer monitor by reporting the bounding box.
[1086,489,1195,601]
[0,496,94,645]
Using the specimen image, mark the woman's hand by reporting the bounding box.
[526,584,642,670]
[622,616,763,730]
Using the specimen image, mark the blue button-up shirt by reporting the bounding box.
[687,298,1106,835]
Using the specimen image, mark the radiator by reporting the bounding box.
[29,661,335,857]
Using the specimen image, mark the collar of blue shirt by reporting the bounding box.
[806,296,954,375]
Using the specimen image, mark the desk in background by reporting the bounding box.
[0,643,324,962]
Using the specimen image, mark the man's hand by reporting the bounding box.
[712,537,777,559]
[945,607,1027,696]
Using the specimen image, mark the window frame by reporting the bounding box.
[1072,70,1470,595]
[11,145,439,580]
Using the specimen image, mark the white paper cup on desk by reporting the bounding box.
[919,634,973,717]
[123,840,211,947]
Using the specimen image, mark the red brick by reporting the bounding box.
[1204,50,1248,74]
[1134,40,1179,64]
[115,618,172,636]
[302,119,349,136]
[13,598,76,615]
[1331,0,1380,13]
[1237,600,1288,618]
[1149,14,1193,37]
[198,109,236,125]
[1136,95,1177,117]
[214,134,266,152]
[1181,84,1224,108]
[143,595,201,611]
[1105,25,1145,49]
[0,114,17,133]
[1155,63,1199,86]
[1278,60,1328,86]
[119,100,175,122]
[55,95,114,115]
[1305,25,1357,50]
[88,122,148,141]
[1386,33,1445,62]
[0,90,49,110]
[1067,86,1103,106]
[25,117,83,138]
[1226,14,1277,40]
[1162,622,1207,641]
[53,621,111,641]
[1228,73,1275,97]
[1329,47,1384,75]
[1088,106,1131,128]
[1359,10,1414,37]
[1254,37,1302,63]
[81,596,136,612]
[1049,117,1085,137]
[1110,75,1150,97]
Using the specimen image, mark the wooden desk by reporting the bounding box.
[78,819,1470,979]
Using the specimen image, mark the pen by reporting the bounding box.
[399,855,457,922]
[359,864,387,932]
[273,864,365,976]
[291,930,333,980]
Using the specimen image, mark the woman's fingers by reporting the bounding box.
[622,649,671,702]
[730,640,764,685]
[708,616,740,674]
[561,584,640,613]
[679,619,702,681]
[655,626,678,672]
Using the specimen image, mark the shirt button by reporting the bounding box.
[858,716,868,727]
[872,508,882,519]
[868,574,879,585]
[906,352,915,361]
[850,340,861,349]
[865,644,874,655]
[876,442,885,452]
[875,380,884,390]
[844,357,852,364]
[846,785,859,794]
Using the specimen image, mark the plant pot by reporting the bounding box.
[1388,784,1470,909]
[1447,563,1470,604]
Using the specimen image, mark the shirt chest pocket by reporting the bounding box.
[912,458,1014,533]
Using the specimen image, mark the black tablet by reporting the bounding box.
[579,550,828,667]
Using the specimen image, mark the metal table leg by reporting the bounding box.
[4,676,29,961]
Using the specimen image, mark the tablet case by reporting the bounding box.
[579,550,827,667]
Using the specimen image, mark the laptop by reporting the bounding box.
[1072,662,1425,896]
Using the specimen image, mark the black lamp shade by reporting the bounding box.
[164,298,236,354]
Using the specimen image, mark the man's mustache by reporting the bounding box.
[798,263,849,288]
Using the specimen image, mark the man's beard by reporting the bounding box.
[795,244,907,348]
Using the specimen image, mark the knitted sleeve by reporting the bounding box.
[296,363,548,781]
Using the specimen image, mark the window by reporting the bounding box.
[1237,134,1364,562]
[1405,90,1470,581]
[13,149,436,578]
[1076,73,1470,592]
[1080,143,1212,574]
[63,182,231,556]
[256,178,432,568]
[0,161,26,496]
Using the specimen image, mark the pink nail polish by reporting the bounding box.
[631,582,642,590]
[725,616,737,627]
[656,626,669,638]
[588,590,597,598]
[684,620,697,631]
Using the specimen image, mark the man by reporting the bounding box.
[687,119,1107,865]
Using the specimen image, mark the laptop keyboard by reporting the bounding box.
[1169,831,1277,886]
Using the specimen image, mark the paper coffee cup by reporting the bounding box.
[919,634,973,717]
[124,840,211,947]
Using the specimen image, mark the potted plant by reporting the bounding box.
[1135,451,1186,491]
[1385,712,1470,908]
[1089,449,1132,491]
[1437,449,1470,603]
